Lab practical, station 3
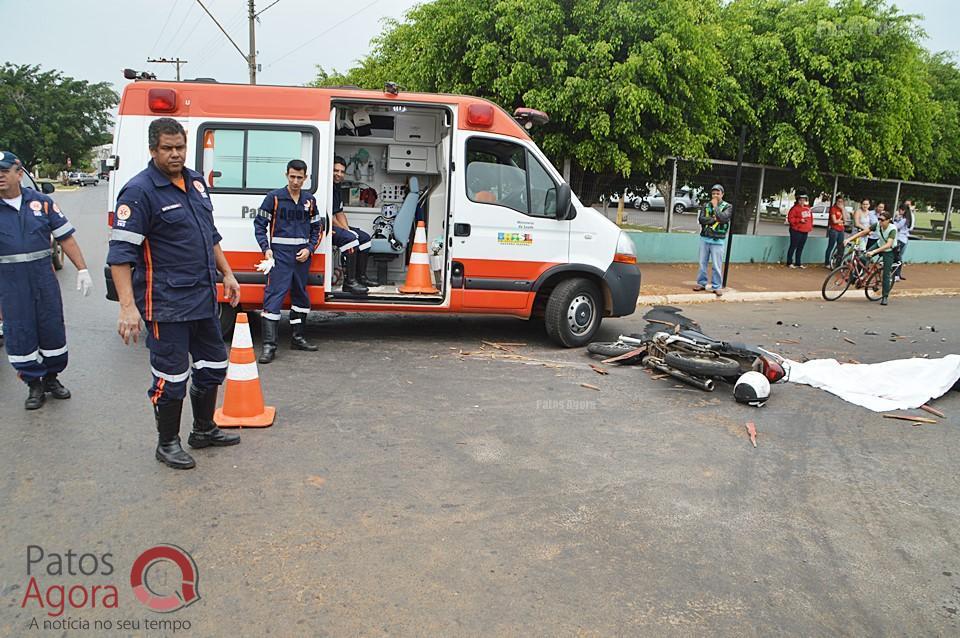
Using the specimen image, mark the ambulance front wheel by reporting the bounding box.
[544,277,602,348]
[218,302,237,341]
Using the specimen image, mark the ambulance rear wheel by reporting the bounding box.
[545,277,602,348]
[218,303,237,341]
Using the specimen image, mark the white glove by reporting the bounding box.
[255,258,275,275]
[77,269,93,297]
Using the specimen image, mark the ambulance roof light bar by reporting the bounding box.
[123,68,157,81]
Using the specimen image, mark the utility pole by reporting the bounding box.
[147,57,188,81]
[248,0,257,84]
[195,0,278,84]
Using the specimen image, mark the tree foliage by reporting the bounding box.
[313,0,732,192]
[0,64,118,170]
[316,0,960,193]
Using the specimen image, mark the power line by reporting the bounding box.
[264,0,383,68]
[165,1,197,52]
[148,0,183,57]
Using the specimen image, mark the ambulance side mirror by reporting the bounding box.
[556,183,574,220]
[41,182,56,194]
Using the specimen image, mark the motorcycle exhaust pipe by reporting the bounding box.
[647,359,715,392]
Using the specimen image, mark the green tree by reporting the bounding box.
[313,0,733,196]
[920,52,960,185]
[0,63,118,171]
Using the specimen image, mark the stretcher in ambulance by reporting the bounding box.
[104,80,641,346]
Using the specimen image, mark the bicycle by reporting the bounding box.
[821,247,897,301]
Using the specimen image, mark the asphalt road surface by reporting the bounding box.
[2,184,958,636]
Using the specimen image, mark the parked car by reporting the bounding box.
[67,172,99,186]
[635,186,701,214]
[20,170,63,270]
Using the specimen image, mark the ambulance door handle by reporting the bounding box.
[584,233,593,239]
[454,223,471,237]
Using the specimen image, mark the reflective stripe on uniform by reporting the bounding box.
[51,223,75,239]
[358,241,371,251]
[151,366,191,383]
[193,359,228,370]
[111,229,145,245]
[227,361,258,381]
[0,248,53,264]
[272,236,308,245]
[310,215,321,223]
[339,239,359,251]
[289,318,302,325]
[261,311,281,321]
[8,350,40,363]
[39,345,68,358]
[290,305,310,314]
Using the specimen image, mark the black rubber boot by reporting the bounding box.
[342,251,369,295]
[43,373,71,399]
[259,316,279,364]
[155,400,195,469]
[357,250,379,287]
[187,385,240,449]
[25,380,46,410]
[289,311,318,351]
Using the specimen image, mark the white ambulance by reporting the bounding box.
[104,80,641,346]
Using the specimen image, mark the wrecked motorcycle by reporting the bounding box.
[588,329,788,392]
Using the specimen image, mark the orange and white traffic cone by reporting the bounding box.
[398,221,439,294]
[214,313,276,428]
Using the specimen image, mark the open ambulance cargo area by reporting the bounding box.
[104,81,641,346]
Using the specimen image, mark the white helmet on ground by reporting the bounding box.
[734,371,770,407]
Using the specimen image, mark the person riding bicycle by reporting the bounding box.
[845,209,897,306]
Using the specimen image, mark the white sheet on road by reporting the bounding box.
[786,354,960,412]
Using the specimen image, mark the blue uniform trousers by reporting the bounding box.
[262,246,311,319]
[145,318,228,405]
[332,226,371,253]
[1,260,68,383]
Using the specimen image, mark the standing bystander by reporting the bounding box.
[786,192,812,268]
[692,184,731,297]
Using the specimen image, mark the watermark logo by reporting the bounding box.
[129,544,200,612]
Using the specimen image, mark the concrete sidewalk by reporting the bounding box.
[637,262,960,304]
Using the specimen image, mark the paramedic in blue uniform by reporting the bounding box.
[107,118,241,470]
[331,156,378,295]
[0,151,93,410]
[254,159,322,364]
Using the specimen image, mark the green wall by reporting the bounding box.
[625,232,960,264]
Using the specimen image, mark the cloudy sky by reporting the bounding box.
[4,0,957,90]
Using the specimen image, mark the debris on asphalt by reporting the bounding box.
[843,337,857,345]
[457,346,579,369]
[746,421,758,447]
[778,338,801,344]
[580,383,601,391]
[601,347,646,365]
[589,364,609,375]
[920,404,945,418]
[776,321,783,325]
[882,414,938,425]
[864,329,879,335]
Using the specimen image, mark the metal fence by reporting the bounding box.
[582,158,958,243]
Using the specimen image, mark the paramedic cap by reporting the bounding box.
[710,184,724,194]
[0,151,22,170]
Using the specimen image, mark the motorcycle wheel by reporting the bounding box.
[587,341,644,362]
[664,351,741,377]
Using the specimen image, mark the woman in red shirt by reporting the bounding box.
[786,192,813,268]
[824,196,846,267]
